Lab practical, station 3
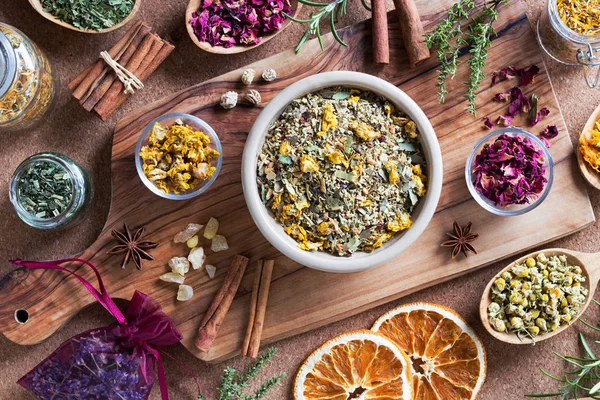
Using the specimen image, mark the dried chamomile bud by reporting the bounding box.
[177,285,194,301]
[245,89,261,105]
[188,247,206,270]
[211,235,229,252]
[204,217,219,239]
[205,264,216,279]
[159,272,185,284]
[241,68,255,85]
[169,257,190,276]
[490,318,506,332]
[262,68,276,82]
[220,91,238,110]
[174,223,203,243]
[186,235,199,249]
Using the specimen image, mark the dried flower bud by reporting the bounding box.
[262,68,277,82]
[245,89,261,105]
[220,91,238,109]
[241,68,256,85]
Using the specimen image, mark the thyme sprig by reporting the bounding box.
[425,0,505,116]
[526,300,600,399]
[198,348,285,400]
[286,0,369,53]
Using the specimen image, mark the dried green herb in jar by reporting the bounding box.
[17,160,74,219]
[488,253,588,340]
[40,0,134,31]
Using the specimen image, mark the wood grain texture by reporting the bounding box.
[0,0,594,363]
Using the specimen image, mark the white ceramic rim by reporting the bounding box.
[242,71,443,273]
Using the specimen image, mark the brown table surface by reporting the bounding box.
[2,0,600,398]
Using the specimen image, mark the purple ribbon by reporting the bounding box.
[10,258,187,400]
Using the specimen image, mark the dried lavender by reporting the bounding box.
[19,329,151,400]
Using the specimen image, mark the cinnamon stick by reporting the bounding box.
[248,260,273,358]
[394,0,430,67]
[241,260,263,357]
[94,39,175,120]
[372,0,390,65]
[195,255,249,353]
[81,30,157,111]
[70,21,148,99]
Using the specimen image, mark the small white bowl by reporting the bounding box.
[242,71,443,273]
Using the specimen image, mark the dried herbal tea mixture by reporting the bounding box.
[40,0,134,31]
[257,87,427,256]
[488,253,588,339]
[139,119,220,195]
[557,0,600,36]
[17,160,73,219]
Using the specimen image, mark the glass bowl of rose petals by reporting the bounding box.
[135,113,223,200]
[465,127,553,216]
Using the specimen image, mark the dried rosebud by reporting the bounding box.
[220,91,238,110]
[482,117,494,130]
[540,107,550,117]
[241,68,255,85]
[245,89,262,105]
[541,125,559,139]
[497,115,514,127]
[262,68,277,82]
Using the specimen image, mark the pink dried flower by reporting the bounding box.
[540,124,559,139]
[482,117,494,130]
[497,115,514,126]
[540,107,550,117]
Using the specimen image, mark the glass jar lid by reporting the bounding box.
[0,30,17,98]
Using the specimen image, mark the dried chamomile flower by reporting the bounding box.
[220,91,238,109]
[159,272,185,284]
[177,284,194,301]
[188,246,206,270]
[204,217,219,239]
[241,68,256,85]
[262,68,276,82]
[205,264,216,279]
[245,89,261,105]
[174,223,203,243]
[186,235,199,248]
[169,257,190,276]
[211,234,229,252]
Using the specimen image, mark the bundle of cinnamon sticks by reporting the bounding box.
[68,20,175,120]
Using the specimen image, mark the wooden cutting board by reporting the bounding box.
[0,0,594,362]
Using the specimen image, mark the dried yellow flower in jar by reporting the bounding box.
[557,0,600,36]
[139,119,220,195]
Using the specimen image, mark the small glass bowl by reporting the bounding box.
[9,152,94,229]
[465,128,554,217]
[135,112,223,200]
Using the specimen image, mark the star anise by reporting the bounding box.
[441,221,479,259]
[106,224,158,270]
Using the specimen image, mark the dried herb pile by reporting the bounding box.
[257,87,427,256]
[40,0,134,31]
[557,0,600,36]
[17,160,73,219]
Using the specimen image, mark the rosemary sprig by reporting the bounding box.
[425,0,505,116]
[286,0,369,53]
[197,348,285,400]
[527,300,600,399]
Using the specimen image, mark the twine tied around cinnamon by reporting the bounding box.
[99,50,144,95]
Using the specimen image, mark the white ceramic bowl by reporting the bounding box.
[242,71,443,273]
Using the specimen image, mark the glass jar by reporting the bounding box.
[0,23,55,131]
[9,152,94,230]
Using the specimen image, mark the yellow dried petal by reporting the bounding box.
[300,155,319,173]
[279,141,292,155]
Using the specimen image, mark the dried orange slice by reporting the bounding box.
[293,329,413,400]
[372,302,486,400]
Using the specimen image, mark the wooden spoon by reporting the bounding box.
[28,0,141,34]
[577,102,600,190]
[185,0,302,54]
[480,248,600,345]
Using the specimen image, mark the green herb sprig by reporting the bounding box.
[198,348,285,400]
[425,0,506,116]
[286,0,370,53]
[527,300,600,399]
